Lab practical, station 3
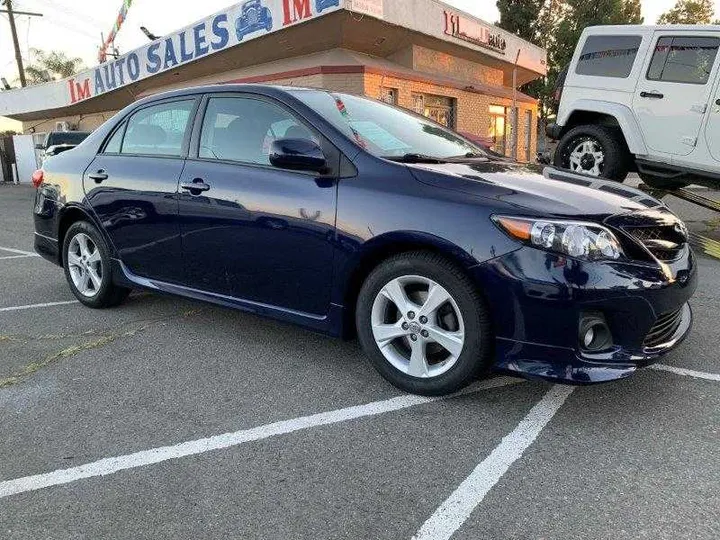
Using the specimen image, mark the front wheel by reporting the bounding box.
[63,221,130,309]
[554,125,630,181]
[356,252,492,396]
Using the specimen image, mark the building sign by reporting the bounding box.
[348,0,383,18]
[66,0,341,105]
[443,11,507,55]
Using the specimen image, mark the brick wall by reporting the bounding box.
[411,46,504,87]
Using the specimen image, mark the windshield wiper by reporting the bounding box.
[444,152,491,160]
[384,153,448,164]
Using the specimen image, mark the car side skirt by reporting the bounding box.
[111,260,343,335]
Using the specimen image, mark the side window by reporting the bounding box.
[103,123,125,154]
[121,100,194,156]
[199,96,317,165]
[576,35,642,78]
[647,36,720,85]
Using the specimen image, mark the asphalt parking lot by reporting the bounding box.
[0,182,719,540]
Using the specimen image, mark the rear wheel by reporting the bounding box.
[356,252,492,396]
[63,221,130,308]
[554,125,629,181]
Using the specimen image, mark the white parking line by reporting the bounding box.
[651,364,720,382]
[0,376,524,500]
[412,385,575,540]
[0,300,79,313]
[0,254,40,261]
[0,246,37,257]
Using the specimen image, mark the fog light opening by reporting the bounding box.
[579,315,613,352]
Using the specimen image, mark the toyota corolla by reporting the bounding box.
[32,85,697,396]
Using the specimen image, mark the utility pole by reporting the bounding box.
[1,0,44,87]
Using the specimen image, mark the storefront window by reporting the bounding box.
[380,88,398,105]
[411,93,456,129]
[489,105,508,155]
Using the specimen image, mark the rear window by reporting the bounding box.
[45,131,90,147]
[576,35,642,78]
[647,36,720,85]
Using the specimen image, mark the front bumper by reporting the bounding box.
[473,246,697,384]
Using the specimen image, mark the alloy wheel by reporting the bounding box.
[370,275,466,378]
[67,232,103,297]
[568,138,605,176]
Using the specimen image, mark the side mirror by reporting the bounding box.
[269,138,327,173]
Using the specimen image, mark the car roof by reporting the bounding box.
[137,84,331,106]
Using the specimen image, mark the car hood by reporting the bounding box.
[408,161,661,218]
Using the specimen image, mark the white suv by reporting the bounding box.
[548,25,720,189]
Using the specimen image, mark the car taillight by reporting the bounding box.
[31,169,44,188]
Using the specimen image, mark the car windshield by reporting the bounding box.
[288,90,486,160]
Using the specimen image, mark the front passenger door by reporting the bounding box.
[178,95,337,316]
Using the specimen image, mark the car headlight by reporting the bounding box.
[493,216,624,261]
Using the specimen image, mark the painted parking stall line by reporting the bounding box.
[0,300,79,313]
[412,385,575,540]
[0,377,524,500]
[0,246,38,257]
[651,364,720,382]
[0,254,40,261]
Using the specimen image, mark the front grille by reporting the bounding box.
[644,307,684,348]
[624,225,687,262]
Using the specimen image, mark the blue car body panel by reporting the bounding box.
[33,84,697,385]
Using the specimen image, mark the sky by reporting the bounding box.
[1,0,719,130]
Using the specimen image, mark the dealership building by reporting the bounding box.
[0,0,546,160]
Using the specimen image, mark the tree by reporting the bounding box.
[657,0,715,24]
[496,0,546,43]
[24,49,85,85]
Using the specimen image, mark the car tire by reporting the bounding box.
[554,125,630,181]
[63,221,130,309]
[356,251,492,396]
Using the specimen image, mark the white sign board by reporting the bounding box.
[348,0,383,19]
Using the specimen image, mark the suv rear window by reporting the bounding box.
[647,36,720,85]
[576,35,642,78]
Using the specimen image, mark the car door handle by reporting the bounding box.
[715,98,720,106]
[181,178,211,194]
[640,91,664,99]
[88,170,108,183]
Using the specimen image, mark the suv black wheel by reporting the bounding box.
[356,251,492,396]
[554,125,630,181]
[63,221,130,308]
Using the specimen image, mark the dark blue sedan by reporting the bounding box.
[32,85,696,395]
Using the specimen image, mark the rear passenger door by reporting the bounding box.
[634,33,720,156]
[84,98,198,284]
[177,94,337,316]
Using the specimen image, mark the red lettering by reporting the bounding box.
[68,79,76,103]
[282,0,311,26]
[68,78,92,104]
[75,79,91,101]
